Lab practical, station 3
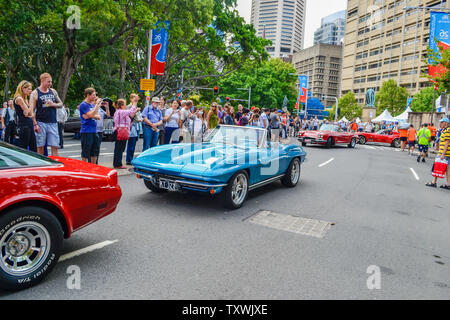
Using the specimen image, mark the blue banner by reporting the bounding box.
[151,20,171,76]
[429,12,449,76]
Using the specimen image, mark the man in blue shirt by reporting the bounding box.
[79,88,101,163]
[142,97,163,151]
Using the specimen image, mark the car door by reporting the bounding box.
[257,142,287,181]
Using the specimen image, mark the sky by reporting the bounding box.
[236,0,348,48]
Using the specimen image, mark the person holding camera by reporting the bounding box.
[79,88,102,163]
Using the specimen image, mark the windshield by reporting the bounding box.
[320,124,339,132]
[0,142,60,169]
[204,125,267,148]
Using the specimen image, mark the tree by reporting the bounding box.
[410,87,445,112]
[328,92,362,121]
[217,58,297,109]
[426,42,450,92]
[375,79,409,116]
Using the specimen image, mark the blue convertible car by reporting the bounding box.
[132,125,307,209]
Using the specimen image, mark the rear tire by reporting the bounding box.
[348,138,356,148]
[325,137,333,149]
[281,158,301,187]
[0,206,63,291]
[392,139,400,148]
[144,179,167,193]
[222,171,249,210]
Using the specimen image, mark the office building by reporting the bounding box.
[341,0,449,104]
[251,0,306,59]
[314,10,346,45]
[293,43,343,107]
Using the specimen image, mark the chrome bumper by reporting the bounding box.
[134,169,227,190]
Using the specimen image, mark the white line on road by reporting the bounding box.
[59,240,119,262]
[410,168,420,181]
[318,158,335,167]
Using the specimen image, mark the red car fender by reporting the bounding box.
[0,192,73,238]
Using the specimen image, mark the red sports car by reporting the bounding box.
[298,124,358,148]
[356,129,401,148]
[0,142,122,290]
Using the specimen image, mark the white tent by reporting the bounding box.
[371,109,397,123]
[394,106,412,122]
[355,117,361,123]
[339,116,349,123]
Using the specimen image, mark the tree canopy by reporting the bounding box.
[217,58,297,109]
[0,0,269,109]
[375,79,409,116]
[328,91,362,121]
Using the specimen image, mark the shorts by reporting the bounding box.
[418,144,428,153]
[36,122,60,147]
[408,141,415,147]
[81,132,100,159]
[400,137,407,142]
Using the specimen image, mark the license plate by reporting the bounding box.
[159,178,178,191]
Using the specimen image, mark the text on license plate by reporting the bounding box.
[159,178,178,191]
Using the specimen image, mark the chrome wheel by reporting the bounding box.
[351,138,356,147]
[0,222,50,276]
[291,159,300,184]
[231,173,248,206]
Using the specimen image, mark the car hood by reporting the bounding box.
[132,143,249,175]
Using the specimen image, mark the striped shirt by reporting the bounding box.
[439,127,450,157]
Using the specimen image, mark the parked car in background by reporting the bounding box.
[356,129,401,148]
[298,124,358,148]
[0,142,122,290]
[63,116,81,134]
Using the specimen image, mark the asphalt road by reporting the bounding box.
[2,136,450,299]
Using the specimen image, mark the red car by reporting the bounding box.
[356,129,401,148]
[298,124,358,148]
[0,142,122,290]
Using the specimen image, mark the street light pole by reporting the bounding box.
[146,29,153,108]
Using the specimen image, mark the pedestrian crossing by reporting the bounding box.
[358,145,401,152]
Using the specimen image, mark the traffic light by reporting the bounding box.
[226,96,230,102]
[321,94,325,101]
[214,86,219,94]
[337,108,341,116]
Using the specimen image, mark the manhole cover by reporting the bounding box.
[246,210,333,238]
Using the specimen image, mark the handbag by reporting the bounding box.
[432,156,449,179]
[116,111,130,141]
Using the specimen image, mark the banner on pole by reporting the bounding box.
[151,20,171,76]
[429,12,449,78]
[295,75,308,109]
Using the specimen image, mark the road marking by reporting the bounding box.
[318,158,334,167]
[410,168,420,181]
[59,240,119,262]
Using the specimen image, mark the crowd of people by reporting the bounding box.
[0,74,69,156]
[1,74,449,189]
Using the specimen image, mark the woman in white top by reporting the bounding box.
[192,108,207,143]
[163,100,180,144]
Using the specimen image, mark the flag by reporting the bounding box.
[428,12,449,79]
[295,75,308,109]
[151,21,171,76]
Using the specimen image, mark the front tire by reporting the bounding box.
[144,179,167,193]
[222,171,249,210]
[281,158,301,187]
[0,206,63,291]
[359,136,366,144]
